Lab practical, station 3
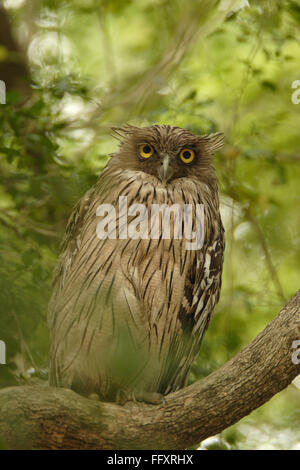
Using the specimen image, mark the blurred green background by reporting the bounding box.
[0,0,299,450]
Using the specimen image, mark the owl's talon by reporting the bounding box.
[115,389,165,405]
[88,393,100,401]
[116,389,128,405]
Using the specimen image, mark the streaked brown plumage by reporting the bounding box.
[48,124,225,403]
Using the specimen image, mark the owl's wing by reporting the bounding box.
[47,172,155,395]
[48,186,97,326]
[163,221,225,393]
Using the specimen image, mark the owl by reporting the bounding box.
[48,125,225,404]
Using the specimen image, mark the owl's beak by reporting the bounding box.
[159,155,172,184]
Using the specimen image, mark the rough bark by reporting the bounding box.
[0,290,299,450]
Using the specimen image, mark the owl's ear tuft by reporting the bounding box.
[208,132,225,153]
[197,132,225,155]
[111,125,139,142]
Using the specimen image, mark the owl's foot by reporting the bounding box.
[135,390,166,405]
[116,389,166,405]
[88,393,100,401]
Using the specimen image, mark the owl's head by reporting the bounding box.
[110,125,224,187]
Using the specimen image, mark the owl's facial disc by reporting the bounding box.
[158,155,173,184]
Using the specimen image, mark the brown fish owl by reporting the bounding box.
[48,125,225,404]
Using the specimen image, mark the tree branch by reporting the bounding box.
[0,291,299,450]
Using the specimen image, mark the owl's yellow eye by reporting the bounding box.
[179,148,195,164]
[139,144,154,159]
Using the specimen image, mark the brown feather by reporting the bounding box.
[48,125,225,400]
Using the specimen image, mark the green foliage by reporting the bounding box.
[0,0,299,449]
